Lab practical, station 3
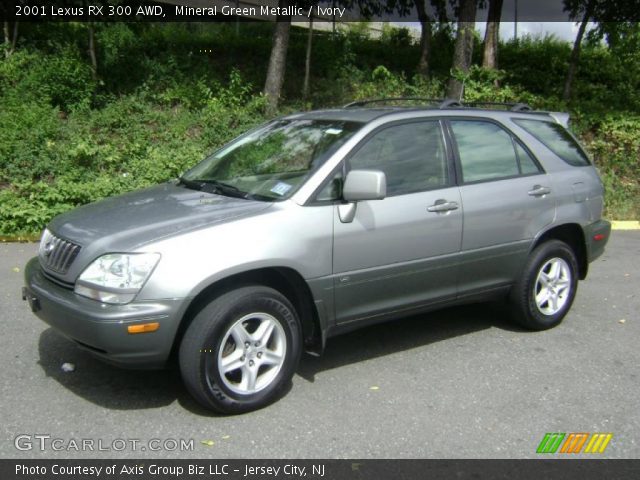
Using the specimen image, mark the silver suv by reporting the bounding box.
[23,99,611,413]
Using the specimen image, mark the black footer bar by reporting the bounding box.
[2,459,640,480]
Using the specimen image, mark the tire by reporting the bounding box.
[509,240,579,330]
[179,286,302,414]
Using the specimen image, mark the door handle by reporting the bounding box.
[427,199,459,213]
[528,185,551,197]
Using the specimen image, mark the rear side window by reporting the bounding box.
[513,119,590,166]
[450,120,519,183]
[515,142,540,175]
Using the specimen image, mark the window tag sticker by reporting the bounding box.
[325,128,343,135]
[270,181,292,196]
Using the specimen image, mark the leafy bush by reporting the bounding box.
[0,23,639,236]
[499,36,571,98]
[0,48,94,110]
[0,64,266,235]
[583,115,640,219]
[0,100,64,183]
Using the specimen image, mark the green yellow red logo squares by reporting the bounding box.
[537,433,613,454]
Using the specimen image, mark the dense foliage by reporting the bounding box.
[0,22,638,236]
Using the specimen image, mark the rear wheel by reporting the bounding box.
[509,240,579,330]
[179,286,302,414]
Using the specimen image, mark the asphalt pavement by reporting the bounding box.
[1,232,638,459]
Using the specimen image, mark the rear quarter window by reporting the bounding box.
[513,118,591,167]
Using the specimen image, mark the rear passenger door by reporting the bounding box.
[447,119,555,297]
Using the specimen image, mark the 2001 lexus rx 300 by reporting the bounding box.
[23,99,611,413]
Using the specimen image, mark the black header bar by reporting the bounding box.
[2,0,640,22]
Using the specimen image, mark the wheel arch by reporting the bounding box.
[170,267,323,361]
[531,223,588,279]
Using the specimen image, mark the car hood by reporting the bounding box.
[49,183,273,251]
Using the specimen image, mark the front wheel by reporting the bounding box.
[509,240,579,330]
[179,286,302,414]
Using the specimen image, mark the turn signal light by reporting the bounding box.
[127,322,160,334]
[593,234,606,241]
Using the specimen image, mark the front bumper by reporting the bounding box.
[23,257,187,369]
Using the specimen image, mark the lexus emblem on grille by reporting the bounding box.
[43,242,55,257]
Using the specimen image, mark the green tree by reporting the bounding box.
[264,0,292,115]
[414,0,447,78]
[482,0,503,72]
[264,0,393,113]
[562,0,595,101]
[447,0,478,99]
[562,0,639,102]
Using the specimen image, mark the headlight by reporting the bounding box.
[74,253,160,304]
[38,228,53,255]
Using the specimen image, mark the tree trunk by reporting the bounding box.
[4,21,18,57]
[415,0,432,78]
[303,17,313,100]
[563,2,594,102]
[3,21,9,58]
[264,0,291,116]
[447,0,477,100]
[88,24,98,81]
[12,21,18,53]
[235,0,240,36]
[482,0,503,70]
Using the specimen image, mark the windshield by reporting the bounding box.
[182,119,362,201]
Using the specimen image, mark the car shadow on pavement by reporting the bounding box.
[297,302,525,383]
[37,302,524,414]
[37,328,189,411]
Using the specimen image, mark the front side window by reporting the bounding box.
[348,121,448,196]
[513,118,590,166]
[182,119,361,201]
[315,170,344,202]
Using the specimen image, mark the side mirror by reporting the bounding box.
[342,170,386,202]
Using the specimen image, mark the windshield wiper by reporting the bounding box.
[199,179,242,194]
[178,177,252,199]
[178,177,277,201]
[178,177,205,191]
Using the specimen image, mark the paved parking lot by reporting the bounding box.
[1,232,638,459]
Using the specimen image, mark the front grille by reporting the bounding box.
[40,233,81,275]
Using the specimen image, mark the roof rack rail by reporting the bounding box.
[343,98,534,112]
[455,101,533,112]
[439,99,462,109]
[343,97,445,108]
[512,103,533,112]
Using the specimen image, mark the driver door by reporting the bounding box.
[331,120,463,324]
